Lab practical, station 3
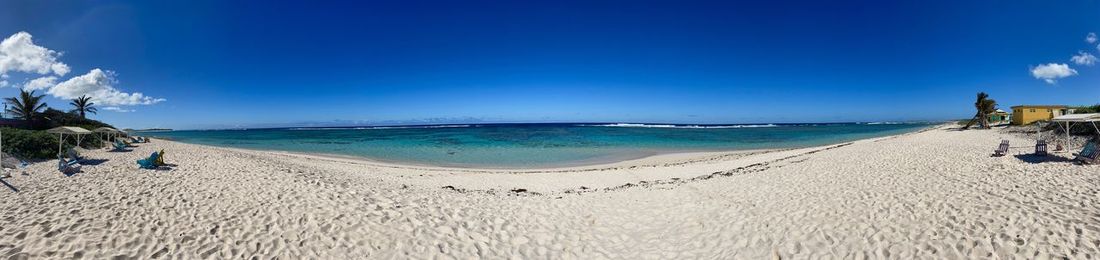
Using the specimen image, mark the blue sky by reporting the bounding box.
[1,0,1099,129]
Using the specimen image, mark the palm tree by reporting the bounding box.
[69,95,97,119]
[963,92,997,129]
[4,89,48,123]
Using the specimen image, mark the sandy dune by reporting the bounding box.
[1,124,1098,259]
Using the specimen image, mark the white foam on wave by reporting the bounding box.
[590,123,780,129]
[289,124,473,130]
[368,124,473,130]
[862,122,903,125]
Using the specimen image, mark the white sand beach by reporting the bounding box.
[1,124,1098,259]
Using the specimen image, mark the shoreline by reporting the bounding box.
[251,147,780,172]
[152,124,938,171]
[175,124,941,194]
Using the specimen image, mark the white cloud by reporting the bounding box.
[1088,32,1098,44]
[0,32,70,77]
[0,32,166,110]
[48,69,165,106]
[22,76,57,90]
[1030,63,1077,84]
[1071,51,1098,66]
[101,106,135,112]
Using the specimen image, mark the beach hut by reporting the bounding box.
[989,109,1010,125]
[93,127,122,143]
[1011,105,1070,125]
[1051,113,1100,149]
[46,127,92,156]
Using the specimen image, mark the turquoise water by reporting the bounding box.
[142,123,932,168]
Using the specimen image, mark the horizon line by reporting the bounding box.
[142,120,950,131]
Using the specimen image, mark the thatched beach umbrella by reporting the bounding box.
[1052,113,1100,148]
[47,126,92,156]
[93,127,122,143]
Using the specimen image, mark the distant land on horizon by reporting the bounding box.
[129,128,174,132]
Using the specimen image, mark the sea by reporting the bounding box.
[141,122,935,168]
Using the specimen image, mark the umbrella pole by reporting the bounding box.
[1067,122,1072,149]
[1039,122,1043,141]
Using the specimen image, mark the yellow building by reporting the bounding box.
[1010,105,1069,125]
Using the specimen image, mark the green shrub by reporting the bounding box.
[81,132,106,149]
[39,108,114,130]
[1071,104,1100,114]
[0,96,118,160]
[1,128,61,160]
[0,127,110,160]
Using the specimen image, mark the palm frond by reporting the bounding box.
[69,95,97,118]
[5,90,48,121]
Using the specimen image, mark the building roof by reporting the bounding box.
[46,126,92,135]
[1052,113,1100,122]
[1010,105,1067,109]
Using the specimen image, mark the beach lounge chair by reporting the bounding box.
[112,140,127,151]
[67,148,84,162]
[1035,140,1048,156]
[137,152,159,169]
[154,149,166,167]
[992,140,1009,157]
[58,154,81,174]
[1074,141,1099,165]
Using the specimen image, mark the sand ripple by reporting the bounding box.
[1,125,1098,258]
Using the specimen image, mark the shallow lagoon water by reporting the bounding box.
[143,123,932,168]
